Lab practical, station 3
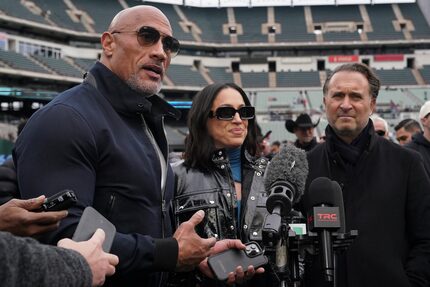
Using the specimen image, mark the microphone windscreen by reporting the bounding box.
[304,177,339,211]
[264,143,308,202]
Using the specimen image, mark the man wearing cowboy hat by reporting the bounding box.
[285,113,320,152]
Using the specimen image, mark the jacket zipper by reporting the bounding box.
[224,164,239,238]
[139,114,168,238]
[107,194,116,219]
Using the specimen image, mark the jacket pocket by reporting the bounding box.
[174,188,223,238]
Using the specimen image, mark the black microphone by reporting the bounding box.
[304,177,345,283]
[263,143,309,239]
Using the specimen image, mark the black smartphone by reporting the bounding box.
[38,189,77,212]
[207,241,268,281]
[72,206,116,252]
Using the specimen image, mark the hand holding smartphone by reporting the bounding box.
[207,241,268,281]
[72,206,116,252]
[37,189,77,212]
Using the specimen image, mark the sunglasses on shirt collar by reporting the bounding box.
[209,106,255,121]
[111,26,180,57]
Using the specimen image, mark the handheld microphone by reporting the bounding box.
[304,177,345,282]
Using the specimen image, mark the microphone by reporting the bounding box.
[304,177,345,282]
[264,143,309,216]
[263,143,308,281]
[263,143,308,242]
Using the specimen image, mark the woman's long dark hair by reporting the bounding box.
[183,83,258,172]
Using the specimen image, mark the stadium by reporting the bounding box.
[0,0,429,158]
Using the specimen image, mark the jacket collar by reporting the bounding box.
[211,148,267,172]
[325,120,378,156]
[87,62,180,119]
[412,132,430,147]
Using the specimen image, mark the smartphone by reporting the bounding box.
[72,206,116,252]
[38,189,77,212]
[207,241,268,281]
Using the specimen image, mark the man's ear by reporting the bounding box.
[370,97,376,115]
[101,32,115,57]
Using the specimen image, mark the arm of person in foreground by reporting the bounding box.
[0,196,67,237]
[58,228,119,286]
[0,229,117,287]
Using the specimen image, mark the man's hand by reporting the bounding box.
[199,239,265,285]
[174,210,216,271]
[58,229,119,287]
[0,196,68,236]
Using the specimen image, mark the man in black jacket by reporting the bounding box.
[13,5,247,287]
[405,101,430,176]
[303,63,430,287]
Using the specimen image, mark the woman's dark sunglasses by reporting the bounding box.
[111,26,180,57]
[209,106,255,121]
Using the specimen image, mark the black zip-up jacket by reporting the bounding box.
[405,132,430,177]
[304,125,430,287]
[14,62,181,287]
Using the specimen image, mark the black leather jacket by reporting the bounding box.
[173,149,269,242]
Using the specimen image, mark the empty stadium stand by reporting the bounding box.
[274,7,316,42]
[399,3,430,39]
[167,64,208,87]
[0,0,429,146]
[0,49,49,74]
[375,68,417,86]
[30,0,87,32]
[367,5,404,40]
[235,7,268,43]
[277,71,321,88]
[181,6,230,43]
[207,67,234,83]
[240,72,268,89]
[31,55,83,78]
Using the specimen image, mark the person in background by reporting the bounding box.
[269,140,281,159]
[173,83,270,286]
[370,115,389,139]
[0,119,27,204]
[405,101,430,176]
[304,63,430,287]
[394,118,422,146]
[285,113,320,151]
[13,5,238,287]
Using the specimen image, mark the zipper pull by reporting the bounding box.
[161,199,167,213]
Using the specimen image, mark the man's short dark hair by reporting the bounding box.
[323,63,380,99]
[394,119,422,133]
[272,141,281,147]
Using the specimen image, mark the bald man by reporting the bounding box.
[13,6,239,286]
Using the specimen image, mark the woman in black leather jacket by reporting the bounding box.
[172,83,276,286]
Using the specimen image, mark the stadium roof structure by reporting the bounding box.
[144,0,415,8]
